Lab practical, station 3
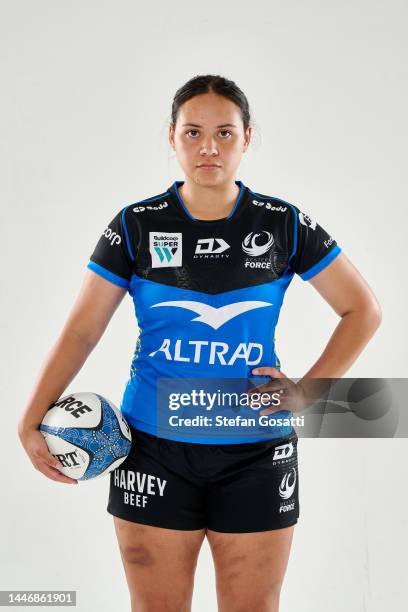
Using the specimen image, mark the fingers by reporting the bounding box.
[33,456,79,485]
[252,366,286,378]
[19,429,79,485]
[248,367,293,413]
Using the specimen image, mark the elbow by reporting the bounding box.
[367,297,383,331]
[344,297,382,333]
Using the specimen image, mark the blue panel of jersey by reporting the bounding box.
[120,269,295,442]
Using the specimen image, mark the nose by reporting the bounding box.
[200,136,219,155]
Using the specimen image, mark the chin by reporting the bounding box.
[193,170,223,185]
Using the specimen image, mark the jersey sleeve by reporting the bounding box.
[289,205,342,281]
[86,207,136,289]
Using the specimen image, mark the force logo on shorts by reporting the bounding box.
[149,232,182,268]
[278,468,297,514]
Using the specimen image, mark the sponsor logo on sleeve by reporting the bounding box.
[298,212,317,230]
[103,228,122,246]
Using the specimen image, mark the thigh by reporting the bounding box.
[207,525,295,612]
[113,516,205,612]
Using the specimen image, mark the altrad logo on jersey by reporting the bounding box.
[150,300,272,330]
[148,300,273,365]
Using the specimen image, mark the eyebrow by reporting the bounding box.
[181,123,237,128]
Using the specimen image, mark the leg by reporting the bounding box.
[207,525,296,612]
[113,516,205,612]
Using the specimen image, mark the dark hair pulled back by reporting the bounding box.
[170,74,251,132]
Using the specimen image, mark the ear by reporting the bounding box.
[169,124,175,149]
[243,126,252,151]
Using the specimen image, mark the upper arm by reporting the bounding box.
[307,252,382,320]
[63,204,138,345]
[62,269,128,346]
[287,203,381,320]
[86,205,137,290]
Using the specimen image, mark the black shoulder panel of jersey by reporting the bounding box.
[129,186,295,294]
[285,201,340,280]
[87,185,341,293]
[87,188,170,288]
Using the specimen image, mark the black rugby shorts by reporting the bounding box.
[107,425,299,533]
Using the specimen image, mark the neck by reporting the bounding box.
[178,179,240,220]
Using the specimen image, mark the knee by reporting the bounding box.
[130,590,193,612]
[224,590,280,612]
[220,580,282,612]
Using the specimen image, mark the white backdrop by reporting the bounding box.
[1,1,407,610]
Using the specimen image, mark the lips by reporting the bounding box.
[197,164,221,168]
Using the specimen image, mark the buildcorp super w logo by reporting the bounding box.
[150,232,182,268]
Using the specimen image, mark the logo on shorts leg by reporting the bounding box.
[113,468,167,508]
[273,442,294,462]
[278,468,296,513]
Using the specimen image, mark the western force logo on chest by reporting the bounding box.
[149,232,182,267]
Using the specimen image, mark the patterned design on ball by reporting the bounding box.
[40,395,132,480]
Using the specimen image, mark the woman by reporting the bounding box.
[18,74,382,612]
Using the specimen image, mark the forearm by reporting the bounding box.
[18,330,96,433]
[298,307,382,400]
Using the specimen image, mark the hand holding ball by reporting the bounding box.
[40,392,132,481]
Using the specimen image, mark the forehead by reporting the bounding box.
[177,93,241,125]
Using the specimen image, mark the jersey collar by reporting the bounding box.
[167,179,249,223]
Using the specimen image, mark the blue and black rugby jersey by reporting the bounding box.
[87,180,341,443]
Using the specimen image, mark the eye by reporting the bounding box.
[185,129,232,138]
